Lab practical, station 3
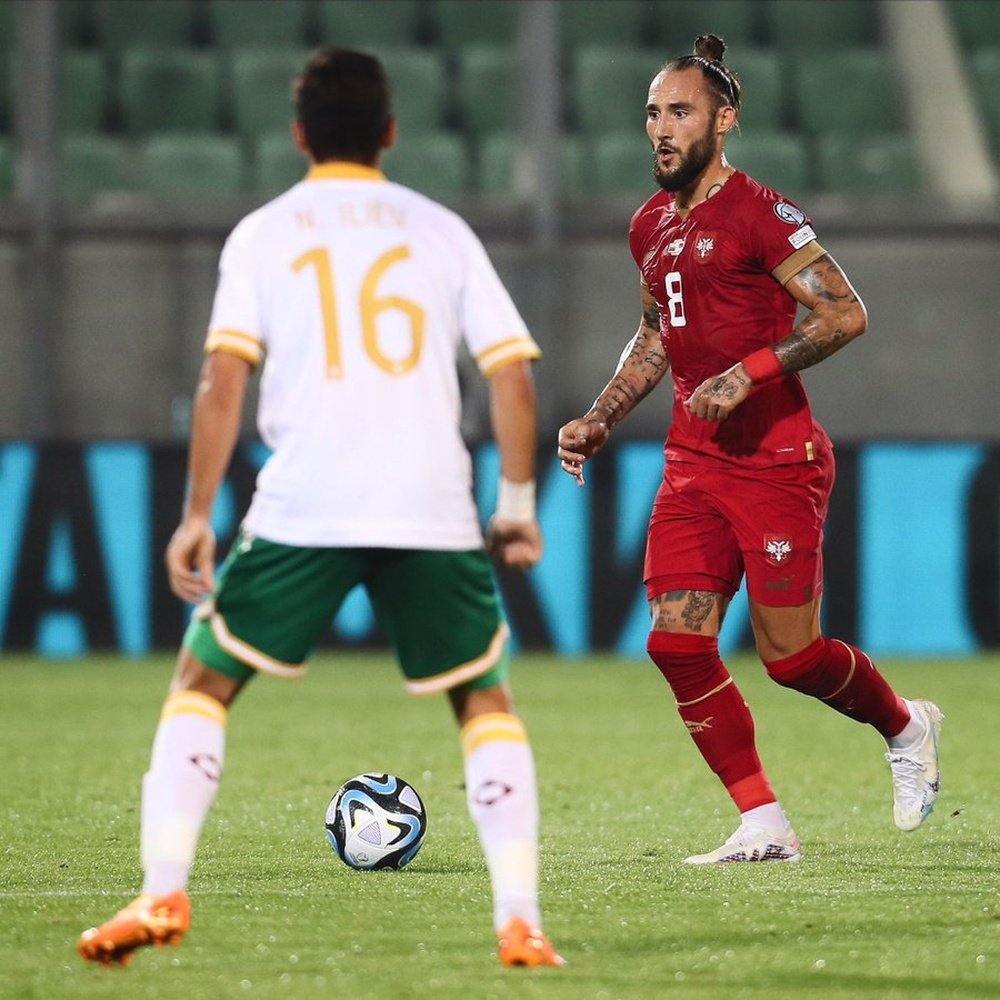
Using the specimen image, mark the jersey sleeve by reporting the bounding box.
[204,225,266,367]
[749,195,826,285]
[458,227,540,376]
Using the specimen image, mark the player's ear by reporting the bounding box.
[291,120,310,156]
[717,104,737,136]
[382,116,398,151]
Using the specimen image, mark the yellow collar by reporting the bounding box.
[307,163,385,182]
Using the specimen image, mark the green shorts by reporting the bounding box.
[184,533,509,694]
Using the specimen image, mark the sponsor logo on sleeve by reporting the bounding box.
[773,201,806,226]
[788,224,816,249]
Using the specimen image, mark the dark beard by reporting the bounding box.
[652,129,717,192]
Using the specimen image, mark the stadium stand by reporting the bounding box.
[0,136,11,196]
[476,130,585,197]
[454,45,517,136]
[60,50,109,132]
[229,49,308,140]
[363,47,447,131]
[381,130,469,199]
[949,0,1000,52]
[59,133,134,203]
[317,0,422,48]
[816,133,921,197]
[432,0,518,48]
[725,129,810,197]
[970,48,1000,160]
[91,0,197,53]
[119,48,223,134]
[573,46,659,135]
[726,47,784,131]
[559,0,647,48]
[253,131,308,200]
[650,0,758,49]
[592,130,657,198]
[207,0,309,50]
[764,0,879,51]
[138,133,243,199]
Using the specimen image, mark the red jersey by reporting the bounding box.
[629,170,831,468]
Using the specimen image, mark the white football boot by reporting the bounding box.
[886,699,944,831]
[684,822,802,864]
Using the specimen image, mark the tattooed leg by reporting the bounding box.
[650,590,729,635]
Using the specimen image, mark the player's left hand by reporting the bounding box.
[166,516,217,603]
[685,363,752,421]
[485,517,542,570]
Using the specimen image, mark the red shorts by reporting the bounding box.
[644,453,835,608]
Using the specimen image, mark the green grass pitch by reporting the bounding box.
[1,651,998,999]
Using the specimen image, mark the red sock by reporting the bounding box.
[764,637,909,738]
[647,632,776,812]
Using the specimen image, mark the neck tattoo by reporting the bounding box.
[706,182,724,199]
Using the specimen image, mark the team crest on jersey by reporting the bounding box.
[692,233,718,265]
[764,535,793,565]
[773,202,806,226]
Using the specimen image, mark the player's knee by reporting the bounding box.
[170,648,245,707]
[646,630,723,688]
[448,679,513,727]
[763,636,827,688]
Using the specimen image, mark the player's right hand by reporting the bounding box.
[166,516,217,604]
[557,415,610,486]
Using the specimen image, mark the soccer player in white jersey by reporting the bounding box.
[79,49,562,969]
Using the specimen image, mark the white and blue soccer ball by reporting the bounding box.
[325,772,427,870]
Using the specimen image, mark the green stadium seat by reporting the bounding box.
[59,133,136,203]
[91,0,197,52]
[207,0,308,49]
[370,48,447,132]
[138,133,244,200]
[455,45,516,137]
[252,131,308,200]
[728,48,784,131]
[119,49,223,135]
[592,130,656,199]
[432,0,518,48]
[559,1,647,49]
[60,51,109,132]
[816,133,921,197]
[0,3,14,50]
[791,50,902,135]
[764,0,878,51]
[0,52,10,132]
[573,46,659,136]
[382,131,470,200]
[229,49,307,140]
[317,0,422,48]
[57,0,92,47]
[476,131,585,197]
[971,49,1000,159]
[949,0,1000,51]
[651,0,758,50]
[0,137,12,197]
[724,129,811,196]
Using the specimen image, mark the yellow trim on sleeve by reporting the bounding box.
[161,690,228,727]
[772,241,827,286]
[307,163,386,182]
[205,328,265,366]
[477,337,542,376]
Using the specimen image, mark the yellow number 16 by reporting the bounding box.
[292,244,425,378]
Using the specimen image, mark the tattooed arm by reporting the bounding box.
[557,280,670,484]
[685,251,867,422]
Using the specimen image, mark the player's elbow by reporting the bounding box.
[844,298,868,341]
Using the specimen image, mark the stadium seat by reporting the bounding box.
[724,130,811,196]
[252,131,307,200]
[229,49,308,140]
[728,48,784,131]
[382,131,470,200]
[0,137,12,197]
[371,48,447,132]
[59,133,136,204]
[559,1,647,49]
[0,3,13,51]
[119,49,223,135]
[971,48,1000,159]
[592,130,656,199]
[764,0,879,51]
[317,0,422,48]
[573,46,659,136]
[432,0,519,48]
[91,0,197,53]
[207,0,308,49]
[816,133,921,197]
[949,0,1000,52]
[138,133,244,200]
[791,50,902,135]
[60,51,109,132]
[454,45,516,137]
[476,131,585,197]
[650,0,758,50]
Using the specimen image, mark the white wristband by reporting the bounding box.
[495,477,536,522]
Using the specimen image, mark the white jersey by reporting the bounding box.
[205,162,539,549]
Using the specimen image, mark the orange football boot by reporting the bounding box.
[77,890,190,966]
[497,916,565,967]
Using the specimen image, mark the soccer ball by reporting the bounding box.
[325,772,427,870]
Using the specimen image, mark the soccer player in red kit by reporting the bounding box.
[558,35,943,863]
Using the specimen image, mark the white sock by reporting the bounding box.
[461,713,541,931]
[741,801,791,833]
[887,699,925,750]
[141,691,227,896]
